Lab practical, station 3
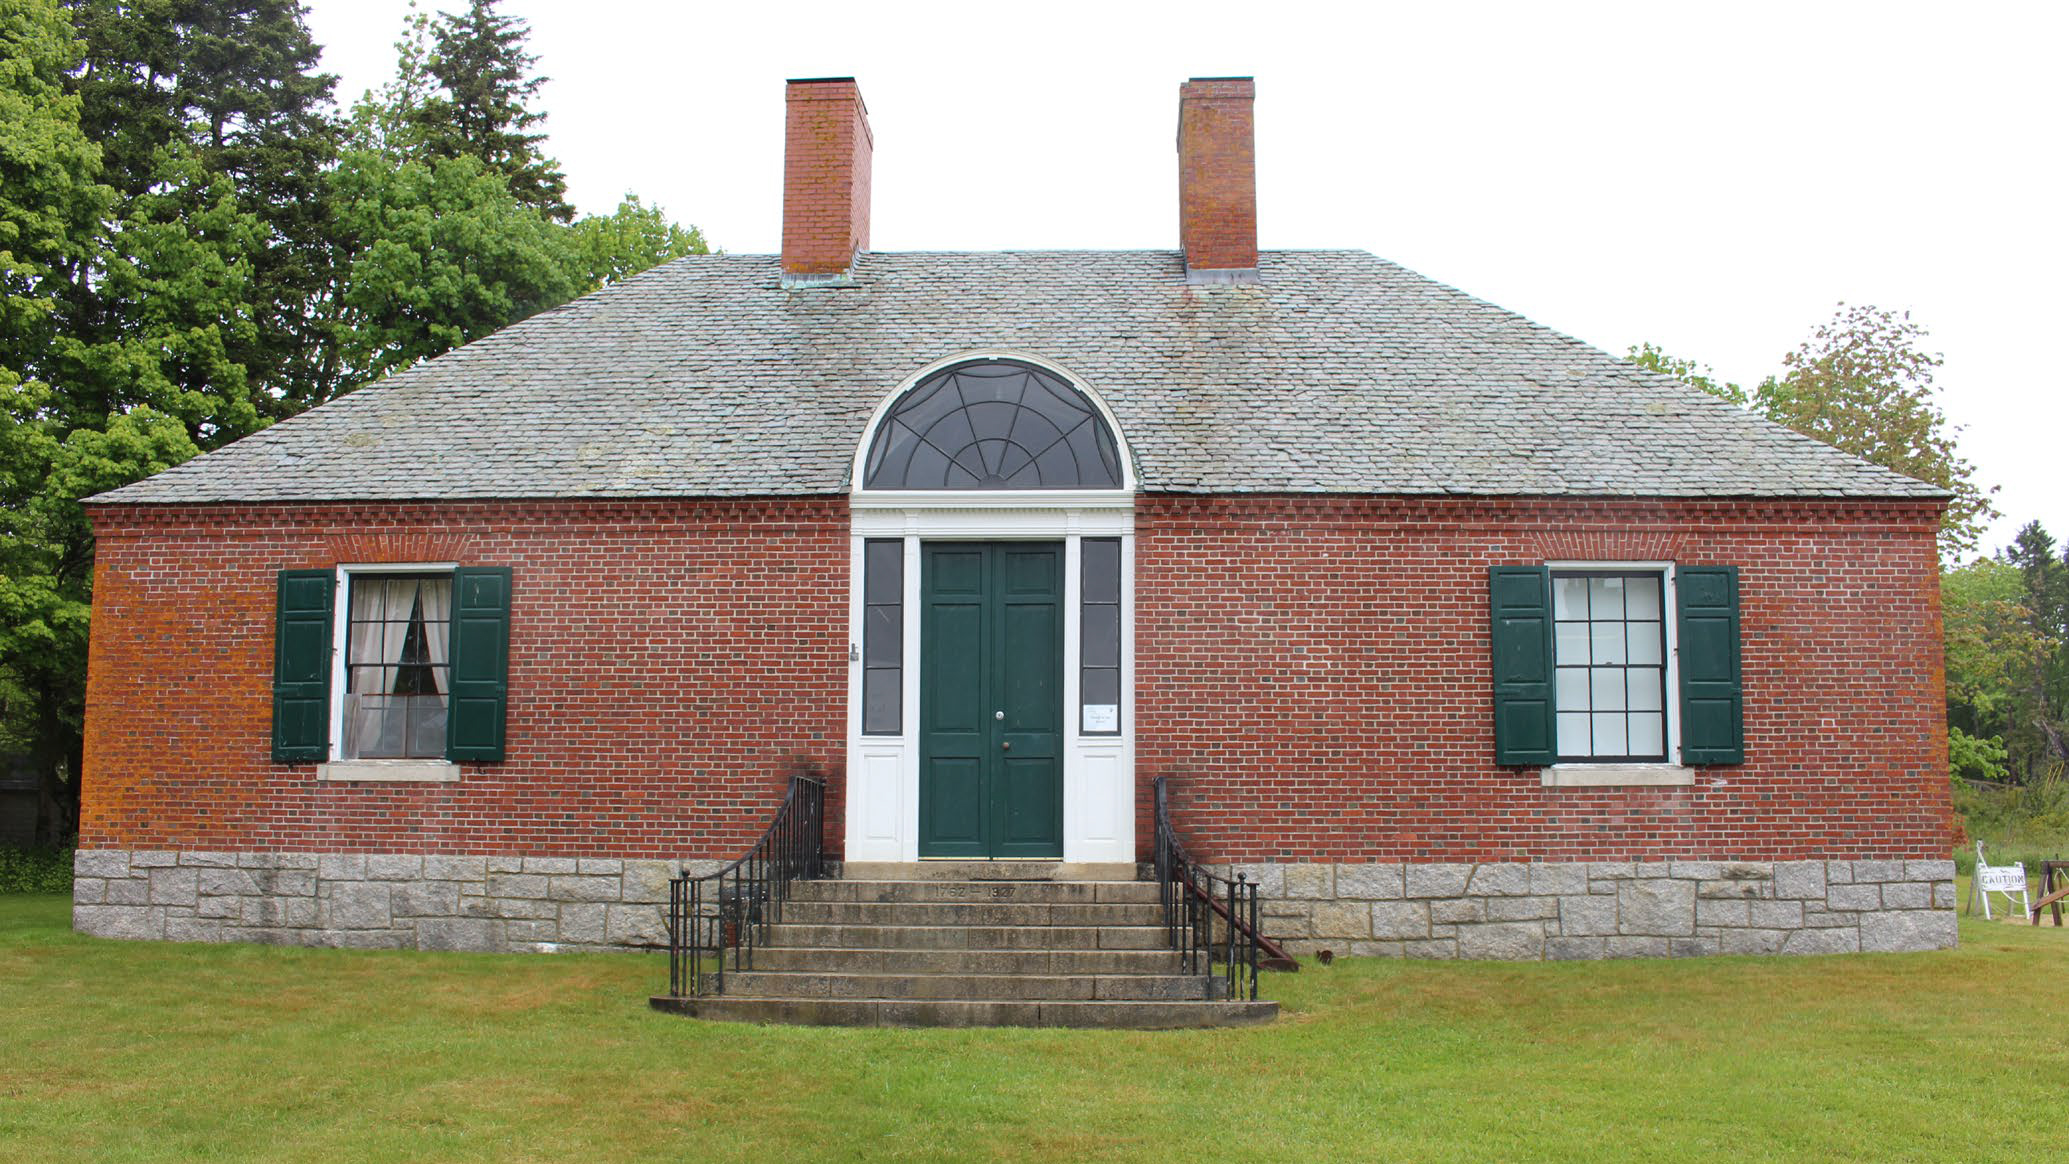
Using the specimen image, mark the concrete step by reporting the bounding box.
[839,861,1138,882]
[768,923,1170,950]
[777,900,1164,927]
[721,970,1219,1001]
[649,995,1280,1029]
[793,879,1161,905]
[745,945,1188,976]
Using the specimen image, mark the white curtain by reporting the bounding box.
[418,578,452,697]
[348,580,390,693]
[375,579,419,694]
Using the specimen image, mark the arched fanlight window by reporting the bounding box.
[863,359,1123,490]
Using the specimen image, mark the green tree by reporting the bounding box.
[0,0,115,845]
[1942,555,2051,782]
[2002,521,2069,776]
[1630,304,1994,558]
[569,195,710,288]
[330,148,586,383]
[1626,342,1749,406]
[64,0,344,414]
[412,0,570,221]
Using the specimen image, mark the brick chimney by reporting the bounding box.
[782,77,873,284]
[1176,77,1258,283]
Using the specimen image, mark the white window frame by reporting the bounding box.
[1539,560,1693,788]
[318,562,461,784]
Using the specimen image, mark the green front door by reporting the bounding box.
[920,542,1064,859]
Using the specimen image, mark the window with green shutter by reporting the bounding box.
[1491,563,1744,768]
[1489,566,1556,765]
[445,567,512,762]
[272,570,335,763]
[1676,566,1743,765]
[271,565,512,766]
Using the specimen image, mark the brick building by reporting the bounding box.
[72,77,1956,960]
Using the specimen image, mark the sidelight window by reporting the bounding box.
[1080,539,1122,734]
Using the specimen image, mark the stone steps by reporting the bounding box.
[651,996,1277,1030]
[775,900,1166,927]
[744,945,1187,976]
[767,922,1175,950]
[721,970,1222,1001]
[649,875,1277,1029]
[791,879,1161,904]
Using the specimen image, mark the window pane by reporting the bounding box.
[1083,667,1120,708]
[1590,668,1626,711]
[1554,576,1588,619]
[1624,575,1661,619]
[1628,713,1665,757]
[1591,713,1627,756]
[409,696,449,757]
[1590,621,1625,664]
[1589,576,1625,620]
[863,669,900,735]
[864,540,902,603]
[865,605,901,667]
[1627,621,1663,665]
[1557,712,1590,757]
[1628,669,1664,711]
[1556,668,1589,710]
[1083,539,1120,604]
[1555,622,1589,665]
[1082,604,1121,669]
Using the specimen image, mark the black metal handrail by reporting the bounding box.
[665,774,825,998]
[1153,775,1273,1001]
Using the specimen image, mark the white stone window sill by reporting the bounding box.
[317,760,460,783]
[1540,764,1695,788]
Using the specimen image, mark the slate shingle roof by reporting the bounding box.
[93,250,1947,504]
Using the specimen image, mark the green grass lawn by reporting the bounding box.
[3,893,2065,1163]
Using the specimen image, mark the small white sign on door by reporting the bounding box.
[1082,704,1119,733]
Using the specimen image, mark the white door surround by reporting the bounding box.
[843,352,1137,863]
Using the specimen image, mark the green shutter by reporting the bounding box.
[446,567,512,762]
[1677,566,1743,765]
[272,570,334,764]
[1489,566,1556,766]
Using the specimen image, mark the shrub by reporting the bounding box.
[0,847,74,894]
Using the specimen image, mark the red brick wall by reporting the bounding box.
[83,492,1951,865]
[1135,495,1953,863]
[81,499,849,857]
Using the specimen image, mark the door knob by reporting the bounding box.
[994,710,1004,720]
[1002,741,1011,751]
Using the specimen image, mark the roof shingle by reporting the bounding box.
[92,250,1948,504]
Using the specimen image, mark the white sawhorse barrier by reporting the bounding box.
[1969,842,2030,920]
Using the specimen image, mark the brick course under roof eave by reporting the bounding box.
[89,250,1951,506]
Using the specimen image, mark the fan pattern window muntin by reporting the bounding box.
[864,360,1123,490]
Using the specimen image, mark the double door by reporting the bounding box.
[918,542,1063,858]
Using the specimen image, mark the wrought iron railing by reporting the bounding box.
[1153,775,1281,1002]
[664,774,825,998]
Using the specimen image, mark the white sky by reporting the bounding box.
[303,0,2067,556]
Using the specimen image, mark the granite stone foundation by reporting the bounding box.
[1229,859,1958,960]
[73,851,1960,960]
[71,849,724,952]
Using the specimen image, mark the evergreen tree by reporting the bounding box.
[414,0,571,222]
[63,0,344,415]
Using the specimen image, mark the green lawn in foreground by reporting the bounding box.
[3,893,2065,1163]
